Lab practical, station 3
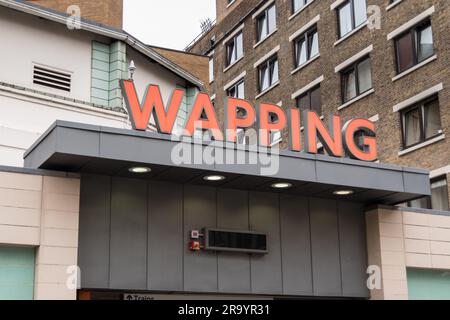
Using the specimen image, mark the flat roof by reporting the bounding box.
[23,121,431,205]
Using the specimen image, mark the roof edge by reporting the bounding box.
[0,0,205,89]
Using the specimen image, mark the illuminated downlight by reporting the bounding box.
[203,175,226,182]
[271,182,293,189]
[333,190,354,196]
[129,166,152,174]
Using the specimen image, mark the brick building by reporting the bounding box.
[187,0,450,212]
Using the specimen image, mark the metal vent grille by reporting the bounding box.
[33,65,71,92]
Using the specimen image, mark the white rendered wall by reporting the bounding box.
[0,8,191,167]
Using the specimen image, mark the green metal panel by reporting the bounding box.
[91,97,109,106]
[91,69,110,82]
[0,247,35,300]
[92,50,110,63]
[92,41,110,53]
[407,268,450,300]
[91,78,110,91]
[91,59,110,71]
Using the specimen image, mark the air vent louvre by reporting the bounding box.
[33,65,71,92]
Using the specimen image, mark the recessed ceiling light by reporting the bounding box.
[333,190,354,196]
[271,182,293,189]
[129,166,151,174]
[204,175,226,182]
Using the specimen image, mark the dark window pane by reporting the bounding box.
[257,14,267,42]
[424,99,441,139]
[343,69,357,101]
[396,32,415,72]
[310,86,321,114]
[431,178,450,211]
[297,93,310,110]
[409,197,430,209]
[259,64,269,91]
[404,107,421,147]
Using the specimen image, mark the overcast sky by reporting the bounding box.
[123,0,216,50]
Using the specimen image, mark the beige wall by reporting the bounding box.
[0,170,80,300]
[366,206,450,300]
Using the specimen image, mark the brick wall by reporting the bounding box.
[151,47,210,87]
[188,0,450,208]
[27,0,123,29]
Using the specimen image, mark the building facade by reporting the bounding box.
[0,0,449,301]
[187,0,450,212]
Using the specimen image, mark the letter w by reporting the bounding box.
[120,80,184,133]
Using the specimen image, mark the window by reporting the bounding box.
[337,0,367,38]
[406,177,449,211]
[395,20,434,73]
[209,56,214,83]
[258,55,279,93]
[296,85,321,115]
[341,56,372,102]
[256,3,277,43]
[401,96,442,149]
[292,0,313,13]
[431,177,449,211]
[294,27,319,68]
[225,32,243,67]
[226,79,245,99]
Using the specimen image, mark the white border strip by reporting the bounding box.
[386,0,403,11]
[393,83,443,112]
[291,75,324,100]
[398,134,445,156]
[223,71,246,91]
[392,55,437,82]
[430,165,450,179]
[252,0,276,19]
[254,45,280,68]
[330,0,346,11]
[289,0,316,21]
[369,114,379,122]
[335,45,373,73]
[289,14,320,42]
[387,6,435,40]
[222,23,245,45]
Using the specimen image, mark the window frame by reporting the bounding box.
[336,0,367,39]
[226,79,245,99]
[340,56,372,103]
[407,176,449,211]
[292,0,312,14]
[295,85,321,115]
[225,31,243,67]
[400,95,442,150]
[257,55,279,93]
[394,20,434,74]
[256,3,277,43]
[293,26,319,68]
